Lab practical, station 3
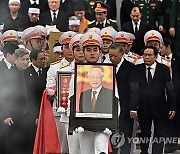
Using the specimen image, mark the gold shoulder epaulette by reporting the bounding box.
[109,19,117,23]
[60,63,70,69]
[50,60,60,65]
[88,20,95,25]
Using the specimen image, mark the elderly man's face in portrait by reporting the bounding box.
[88,69,103,89]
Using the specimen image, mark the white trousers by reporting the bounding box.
[78,131,109,154]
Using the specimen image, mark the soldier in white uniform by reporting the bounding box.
[68,32,112,154]
[143,30,163,63]
[46,31,76,154]
[99,27,116,63]
[21,27,45,53]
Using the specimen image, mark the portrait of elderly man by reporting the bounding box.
[79,67,113,114]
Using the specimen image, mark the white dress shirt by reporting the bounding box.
[91,85,102,101]
[146,62,157,80]
[50,10,59,22]
[30,0,39,5]
[4,58,13,69]
[132,20,141,32]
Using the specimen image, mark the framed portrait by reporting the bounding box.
[69,63,118,132]
[57,72,72,109]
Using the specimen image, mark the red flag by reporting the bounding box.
[33,88,61,154]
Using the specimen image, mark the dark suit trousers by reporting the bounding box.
[139,116,168,154]
[119,117,134,154]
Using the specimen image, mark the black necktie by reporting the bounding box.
[147,67,152,84]
[38,69,42,76]
[102,55,106,62]
[53,12,57,24]
[135,22,138,33]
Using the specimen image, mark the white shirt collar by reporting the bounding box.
[30,0,39,5]
[166,53,173,59]
[116,56,124,73]
[32,63,41,73]
[50,10,59,17]
[146,61,156,70]
[4,58,13,69]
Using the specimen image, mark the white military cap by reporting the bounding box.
[21,27,43,42]
[114,31,129,43]
[53,44,62,53]
[126,32,135,44]
[80,32,102,48]
[28,8,40,14]
[99,27,116,41]
[59,31,77,45]
[0,23,4,31]
[144,30,163,45]
[87,27,100,34]
[46,26,60,36]
[35,25,47,37]
[69,33,83,49]
[1,30,18,42]
[9,0,20,4]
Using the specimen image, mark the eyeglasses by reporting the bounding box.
[143,53,154,57]
[37,57,46,61]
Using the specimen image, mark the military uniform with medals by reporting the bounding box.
[134,0,163,29]
[88,2,118,31]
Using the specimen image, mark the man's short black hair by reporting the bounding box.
[2,42,19,57]
[30,49,43,61]
[141,45,159,56]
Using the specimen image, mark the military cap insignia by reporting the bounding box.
[121,34,124,37]
[68,34,72,38]
[10,32,13,36]
[97,3,101,7]
[104,32,108,35]
[88,35,93,40]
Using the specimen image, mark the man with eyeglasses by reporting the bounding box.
[135,46,176,154]
[27,49,49,122]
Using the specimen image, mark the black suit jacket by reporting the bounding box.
[27,65,48,117]
[40,9,69,32]
[79,86,113,113]
[116,59,139,118]
[135,62,176,119]
[122,21,150,55]
[0,60,8,72]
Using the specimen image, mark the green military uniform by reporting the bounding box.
[170,0,180,56]
[134,0,164,30]
[88,19,118,31]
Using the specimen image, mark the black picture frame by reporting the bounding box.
[57,71,72,109]
[69,63,118,133]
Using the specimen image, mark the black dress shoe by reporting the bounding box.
[164,147,175,153]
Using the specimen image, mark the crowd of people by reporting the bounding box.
[0,0,180,154]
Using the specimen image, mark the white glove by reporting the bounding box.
[57,107,66,114]
[75,127,84,133]
[103,127,112,136]
[47,89,55,96]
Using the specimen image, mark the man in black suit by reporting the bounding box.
[79,68,113,113]
[27,49,49,119]
[135,46,176,154]
[122,7,150,55]
[1,48,36,154]
[0,42,18,154]
[88,1,118,31]
[0,43,19,72]
[109,42,139,154]
[40,0,69,32]
[159,38,180,153]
